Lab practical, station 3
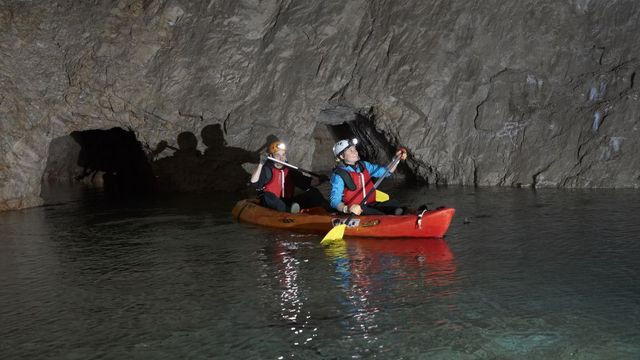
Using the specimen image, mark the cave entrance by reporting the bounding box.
[41,127,155,195]
[312,107,405,178]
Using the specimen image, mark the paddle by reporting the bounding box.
[320,155,402,245]
[267,156,390,202]
[267,156,329,181]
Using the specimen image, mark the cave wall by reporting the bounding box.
[1,0,639,210]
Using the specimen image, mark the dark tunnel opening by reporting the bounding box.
[328,114,393,166]
[314,108,414,182]
[42,127,155,197]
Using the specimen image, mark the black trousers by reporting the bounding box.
[360,199,403,215]
[260,188,326,212]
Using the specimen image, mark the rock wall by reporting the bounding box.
[1,0,639,210]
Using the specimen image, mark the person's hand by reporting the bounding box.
[349,204,363,215]
[259,153,269,165]
[395,147,408,161]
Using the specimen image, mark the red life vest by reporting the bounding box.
[263,166,295,199]
[339,163,375,206]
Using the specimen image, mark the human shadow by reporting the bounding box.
[151,124,273,193]
[198,123,261,192]
[174,131,202,158]
[201,124,259,164]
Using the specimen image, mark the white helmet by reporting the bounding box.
[332,138,358,157]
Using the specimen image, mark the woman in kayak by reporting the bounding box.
[329,139,407,215]
[250,141,325,213]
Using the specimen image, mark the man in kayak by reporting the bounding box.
[250,141,325,213]
[330,138,407,215]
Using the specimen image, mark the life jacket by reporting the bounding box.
[334,161,375,206]
[262,163,295,199]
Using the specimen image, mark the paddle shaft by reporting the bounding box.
[341,156,401,223]
[266,156,328,180]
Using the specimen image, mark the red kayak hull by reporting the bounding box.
[232,199,455,238]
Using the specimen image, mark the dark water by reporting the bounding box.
[1,185,639,359]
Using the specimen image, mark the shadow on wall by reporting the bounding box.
[42,117,409,197]
[151,124,263,193]
[41,124,275,196]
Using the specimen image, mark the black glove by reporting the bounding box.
[259,153,269,165]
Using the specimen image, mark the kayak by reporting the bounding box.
[232,199,455,238]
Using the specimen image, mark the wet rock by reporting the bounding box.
[1,1,640,210]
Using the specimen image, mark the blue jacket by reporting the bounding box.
[329,161,391,210]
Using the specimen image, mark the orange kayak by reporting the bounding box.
[232,199,455,238]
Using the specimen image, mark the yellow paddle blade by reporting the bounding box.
[323,241,348,259]
[321,224,346,245]
[375,190,390,202]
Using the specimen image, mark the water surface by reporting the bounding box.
[1,185,639,359]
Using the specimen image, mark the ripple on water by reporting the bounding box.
[1,187,640,358]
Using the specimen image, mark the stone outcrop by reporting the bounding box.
[1,0,639,210]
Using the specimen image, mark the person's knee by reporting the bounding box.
[261,192,286,212]
[273,202,287,212]
[260,191,276,204]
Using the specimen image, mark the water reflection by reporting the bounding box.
[324,238,458,355]
[325,237,457,291]
[4,186,640,358]
[259,236,459,356]
[263,239,319,351]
